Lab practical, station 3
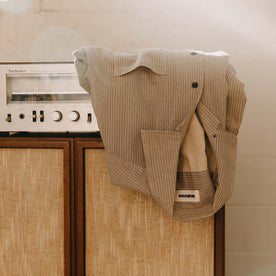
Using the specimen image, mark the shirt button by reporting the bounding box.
[192,82,198,88]
[190,52,197,55]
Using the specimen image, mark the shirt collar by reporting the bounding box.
[113,48,168,76]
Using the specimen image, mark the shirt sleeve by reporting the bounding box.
[72,47,91,93]
[225,64,247,135]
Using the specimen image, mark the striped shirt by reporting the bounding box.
[73,46,247,222]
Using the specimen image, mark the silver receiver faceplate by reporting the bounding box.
[0,62,99,133]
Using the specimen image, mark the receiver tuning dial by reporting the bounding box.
[69,111,80,121]
[51,111,62,122]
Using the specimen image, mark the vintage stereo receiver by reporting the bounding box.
[0,62,99,132]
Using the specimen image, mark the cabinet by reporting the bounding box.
[0,135,224,276]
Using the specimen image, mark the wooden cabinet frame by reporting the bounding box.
[0,135,225,276]
[0,137,74,276]
[75,138,225,276]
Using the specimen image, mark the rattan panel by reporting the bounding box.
[0,148,64,275]
[85,149,214,276]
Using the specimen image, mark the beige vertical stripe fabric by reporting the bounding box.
[225,66,247,134]
[73,46,247,222]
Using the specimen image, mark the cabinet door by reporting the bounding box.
[0,138,73,276]
[75,139,224,276]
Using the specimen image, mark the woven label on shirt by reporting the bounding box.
[174,190,200,202]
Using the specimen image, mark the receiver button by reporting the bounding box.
[68,111,80,122]
[5,114,11,122]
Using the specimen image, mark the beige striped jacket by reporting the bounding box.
[73,46,247,222]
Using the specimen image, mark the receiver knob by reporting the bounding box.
[69,111,80,121]
[51,111,62,121]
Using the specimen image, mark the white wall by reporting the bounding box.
[1,1,275,275]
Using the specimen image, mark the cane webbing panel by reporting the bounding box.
[0,148,64,275]
[85,149,214,276]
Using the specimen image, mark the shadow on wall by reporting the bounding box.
[249,264,276,276]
